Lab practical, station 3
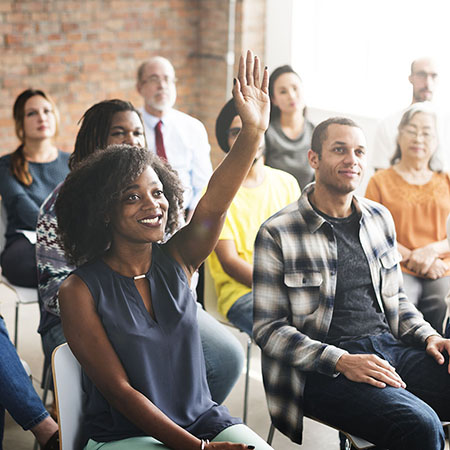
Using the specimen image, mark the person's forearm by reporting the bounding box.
[202,126,264,215]
[423,239,450,257]
[220,257,252,287]
[397,242,411,262]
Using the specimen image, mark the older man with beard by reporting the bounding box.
[136,56,212,217]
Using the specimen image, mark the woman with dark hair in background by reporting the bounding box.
[265,65,314,189]
[0,88,69,287]
[36,99,244,409]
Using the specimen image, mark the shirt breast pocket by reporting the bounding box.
[284,271,323,315]
[379,250,401,299]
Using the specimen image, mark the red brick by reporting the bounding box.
[0,0,266,153]
[61,22,79,32]
[4,33,22,46]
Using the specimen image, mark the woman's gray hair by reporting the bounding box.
[390,101,442,172]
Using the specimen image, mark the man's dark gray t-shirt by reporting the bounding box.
[313,204,390,345]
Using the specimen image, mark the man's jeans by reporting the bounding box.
[41,303,245,405]
[226,291,253,337]
[0,316,48,449]
[304,333,450,450]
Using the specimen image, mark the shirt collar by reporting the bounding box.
[298,182,369,233]
[140,107,173,128]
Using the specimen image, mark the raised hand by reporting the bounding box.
[232,50,270,133]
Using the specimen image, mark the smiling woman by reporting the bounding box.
[36,99,247,422]
[56,146,183,268]
[53,51,274,450]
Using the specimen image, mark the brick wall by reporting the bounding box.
[0,0,266,167]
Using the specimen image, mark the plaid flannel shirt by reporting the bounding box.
[253,183,438,444]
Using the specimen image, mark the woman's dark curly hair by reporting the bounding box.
[55,144,184,266]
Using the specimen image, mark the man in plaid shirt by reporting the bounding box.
[253,117,450,449]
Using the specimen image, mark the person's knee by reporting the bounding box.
[399,408,444,450]
[205,333,245,403]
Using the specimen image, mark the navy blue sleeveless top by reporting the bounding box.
[74,243,240,443]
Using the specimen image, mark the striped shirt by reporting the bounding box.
[253,183,437,444]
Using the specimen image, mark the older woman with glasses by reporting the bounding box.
[366,102,450,333]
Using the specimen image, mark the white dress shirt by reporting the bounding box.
[140,107,213,211]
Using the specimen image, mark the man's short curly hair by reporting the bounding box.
[55,144,184,266]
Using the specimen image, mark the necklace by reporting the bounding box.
[133,274,146,280]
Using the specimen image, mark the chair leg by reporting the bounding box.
[14,301,19,347]
[42,364,52,407]
[243,337,251,424]
[267,423,275,445]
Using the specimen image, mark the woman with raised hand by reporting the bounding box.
[37,99,244,408]
[0,89,69,287]
[56,51,273,450]
[264,65,314,190]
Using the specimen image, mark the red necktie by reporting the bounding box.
[155,120,167,161]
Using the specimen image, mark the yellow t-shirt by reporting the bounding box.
[207,166,300,317]
[365,167,450,276]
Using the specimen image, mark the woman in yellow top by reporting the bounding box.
[366,102,450,333]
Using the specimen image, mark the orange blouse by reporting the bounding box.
[365,167,450,277]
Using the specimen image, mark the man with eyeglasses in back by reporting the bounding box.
[371,57,449,172]
[136,56,212,217]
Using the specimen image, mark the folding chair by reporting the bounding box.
[203,261,252,424]
[52,343,84,450]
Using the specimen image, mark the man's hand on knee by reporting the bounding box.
[426,335,450,372]
[335,353,406,389]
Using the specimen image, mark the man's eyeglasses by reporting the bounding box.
[227,127,241,138]
[141,75,177,85]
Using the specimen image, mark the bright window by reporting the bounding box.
[291,0,450,118]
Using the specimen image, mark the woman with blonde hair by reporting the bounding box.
[0,89,69,287]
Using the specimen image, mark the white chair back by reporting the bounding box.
[52,343,84,450]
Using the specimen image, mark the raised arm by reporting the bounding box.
[168,50,270,273]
